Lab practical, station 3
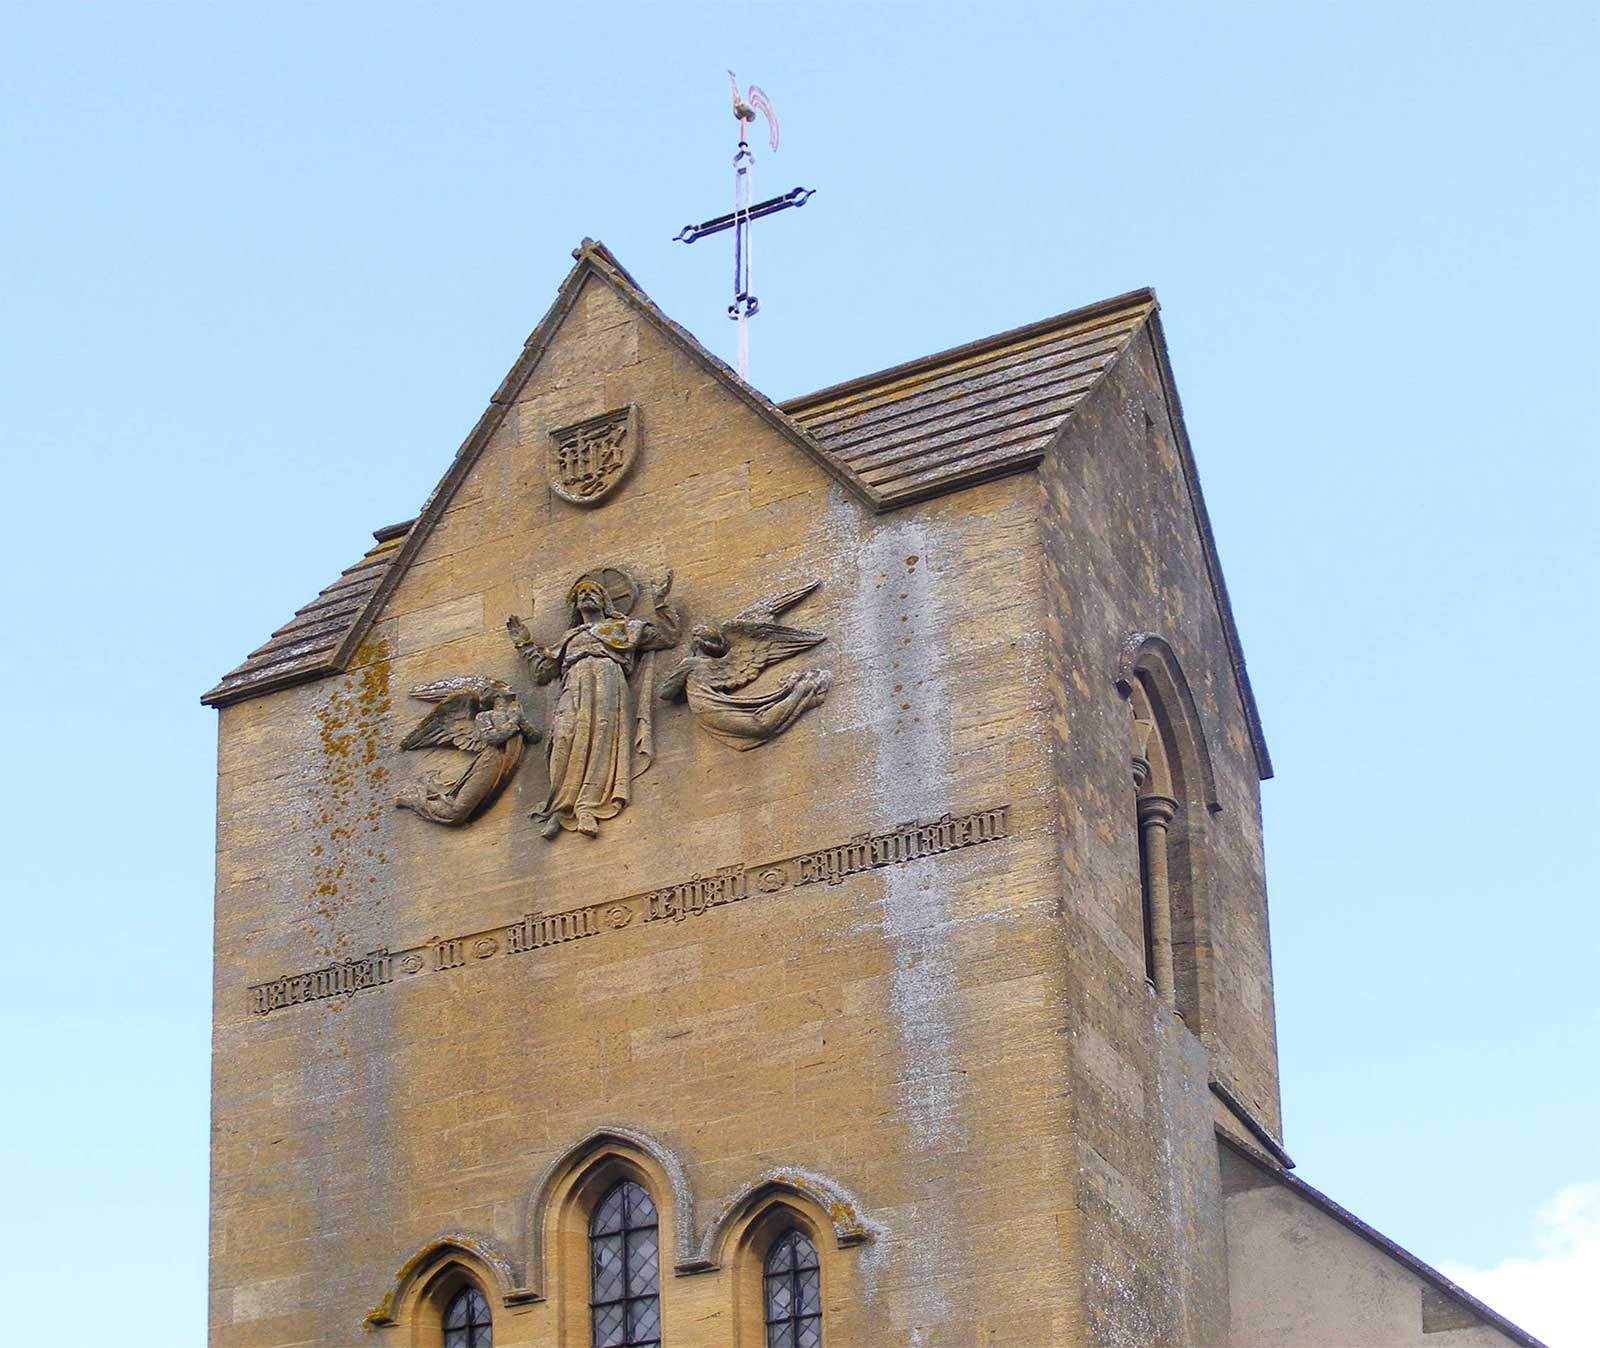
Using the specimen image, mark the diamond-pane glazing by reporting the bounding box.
[629,1228,659,1295]
[593,1186,626,1236]
[765,1229,822,1348]
[590,1180,662,1346]
[442,1287,492,1347]
[626,1183,657,1226]
[593,1301,626,1347]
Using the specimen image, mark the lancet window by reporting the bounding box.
[1130,673,1180,1005]
[442,1285,493,1348]
[1121,636,1216,1026]
[590,1178,663,1347]
[763,1228,822,1348]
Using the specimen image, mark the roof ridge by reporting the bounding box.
[780,288,1156,414]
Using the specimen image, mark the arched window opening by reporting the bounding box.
[1130,676,1180,1006]
[590,1178,662,1347]
[1118,635,1221,1027]
[763,1228,821,1348]
[442,1284,493,1348]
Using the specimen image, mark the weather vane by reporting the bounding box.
[674,72,814,381]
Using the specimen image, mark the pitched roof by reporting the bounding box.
[782,289,1157,508]
[1218,1132,1548,1348]
[203,244,1267,780]
[201,520,412,707]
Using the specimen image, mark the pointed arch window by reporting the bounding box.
[442,1285,493,1348]
[590,1178,662,1347]
[763,1228,822,1348]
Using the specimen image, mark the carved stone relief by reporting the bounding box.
[659,579,832,750]
[394,677,540,825]
[507,565,681,839]
[547,405,639,506]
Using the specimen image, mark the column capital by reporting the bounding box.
[1137,793,1178,827]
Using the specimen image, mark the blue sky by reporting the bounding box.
[2,2,1594,1343]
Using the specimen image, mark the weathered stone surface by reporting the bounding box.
[205,244,1539,1347]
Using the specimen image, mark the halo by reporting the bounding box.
[567,566,640,616]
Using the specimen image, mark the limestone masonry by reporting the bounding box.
[204,241,1544,1346]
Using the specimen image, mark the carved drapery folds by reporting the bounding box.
[394,677,540,826]
[659,578,832,750]
[397,567,834,840]
[508,566,682,839]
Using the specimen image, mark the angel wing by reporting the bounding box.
[730,578,820,626]
[697,580,826,694]
[400,688,487,753]
[695,628,824,694]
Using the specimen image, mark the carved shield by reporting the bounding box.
[547,405,639,506]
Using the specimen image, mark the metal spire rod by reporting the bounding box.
[673,73,813,382]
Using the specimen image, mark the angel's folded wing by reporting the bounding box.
[400,691,485,752]
[700,624,826,692]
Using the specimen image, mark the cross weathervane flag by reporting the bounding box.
[674,73,814,380]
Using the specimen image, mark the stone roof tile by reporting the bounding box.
[783,290,1156,507]
[201,524,412,706]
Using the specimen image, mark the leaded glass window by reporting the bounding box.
[763,1228,821,1348]
[443,1285,492,1348]
[589,1179,662,1347]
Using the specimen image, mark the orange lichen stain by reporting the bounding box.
[301,635,393,947]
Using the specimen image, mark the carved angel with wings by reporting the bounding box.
[660,579,832,750]
[394,677,540,826]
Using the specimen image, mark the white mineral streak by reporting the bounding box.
[850,504,963,1328]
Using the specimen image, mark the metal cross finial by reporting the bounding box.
[674,73,814,381]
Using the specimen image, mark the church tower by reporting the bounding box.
[204,242,1541,1346]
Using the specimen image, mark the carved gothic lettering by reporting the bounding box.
[244,808,1010,1016]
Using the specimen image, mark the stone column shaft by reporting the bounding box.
[1138,793,1179,1008]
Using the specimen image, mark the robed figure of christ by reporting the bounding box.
[507,568,681,838]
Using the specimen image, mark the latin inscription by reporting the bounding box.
[246,805,1009,1017]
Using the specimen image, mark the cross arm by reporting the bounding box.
[673,187,815,243]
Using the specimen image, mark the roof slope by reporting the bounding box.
[783,290,1156,508]
[1219,1132,1548,1348]
[202,521,412,706]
